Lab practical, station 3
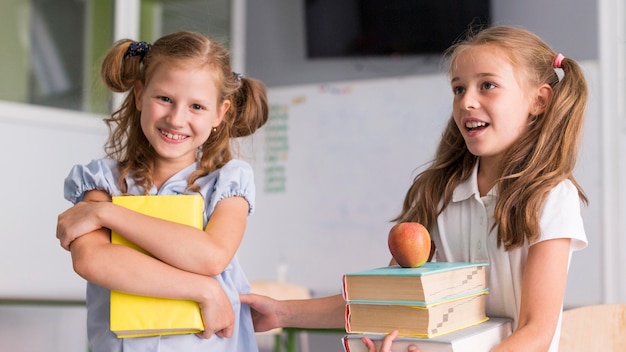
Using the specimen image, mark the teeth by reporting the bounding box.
[160,130,187,140]
[465,121,487,129]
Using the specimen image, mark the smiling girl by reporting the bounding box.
[56,31,268,351]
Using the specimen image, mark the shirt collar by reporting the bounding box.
[127,162,199,195]
[452,161,498,203]
[452,161,480,203]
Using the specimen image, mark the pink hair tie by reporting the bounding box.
[553,53,565,68]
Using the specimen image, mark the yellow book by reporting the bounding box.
[110,194,205,338]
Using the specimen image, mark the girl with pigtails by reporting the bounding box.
[242,26,589,352]
[57,31,268,351]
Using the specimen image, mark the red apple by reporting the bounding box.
[388,222,431,268]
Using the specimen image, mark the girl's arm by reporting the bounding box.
[71,229,235,338]
[241,293,419,352]
[240,293,346,332]
[492,238,571,352]
[110,195,248,276]
[63,190,236,338]
[58,190,249,276]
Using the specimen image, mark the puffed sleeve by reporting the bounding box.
[205,160,256,216]
[535,179,588,251]
[64,158,121,204]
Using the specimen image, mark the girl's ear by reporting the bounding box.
[531,84,553,115]
[134,82,144,111]
[214,99,231,128]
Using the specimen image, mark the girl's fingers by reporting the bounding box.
[379,330,400,351]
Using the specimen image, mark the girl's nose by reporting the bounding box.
[167,105,187,126]
[460,90,479,110]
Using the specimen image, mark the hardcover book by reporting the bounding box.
[342,317,512,352]
[343,262,488,304]
[110,194,205,338]
[345,290,489,338]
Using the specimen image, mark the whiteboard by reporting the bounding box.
[237,74,450,294]
[0,63,603,305]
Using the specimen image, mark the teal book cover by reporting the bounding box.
[345,262,488,277]
[343,262,488,304]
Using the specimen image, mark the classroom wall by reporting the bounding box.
[245,0,598,87]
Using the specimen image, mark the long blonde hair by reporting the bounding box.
[99,31,268,194]
[394,26,588,250]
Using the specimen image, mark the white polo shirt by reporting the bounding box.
[430,162,587,351]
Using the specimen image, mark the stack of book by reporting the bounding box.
[342,262,512,351]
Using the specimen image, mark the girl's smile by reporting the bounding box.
[159,129,189,141]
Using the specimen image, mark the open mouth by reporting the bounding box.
[465,121,489,132]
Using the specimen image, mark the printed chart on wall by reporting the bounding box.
[238,74,453,294]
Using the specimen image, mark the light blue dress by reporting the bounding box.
[64,158,258,352]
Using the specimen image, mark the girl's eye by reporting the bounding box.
[481,82,496,90]
[191,104,203,110]
[452,86,465,95]
[159,96,171,103]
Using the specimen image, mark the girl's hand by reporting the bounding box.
[57,191,111,250]
[196,282,235,339]
[361,330,420,352]
[239,293,281,332]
